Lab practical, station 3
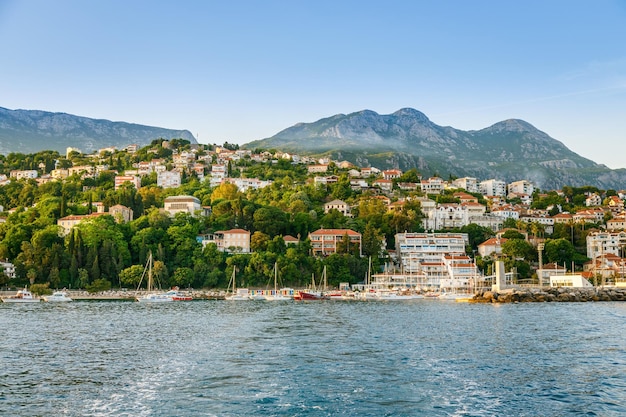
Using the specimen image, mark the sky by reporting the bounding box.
[1,1,626,168]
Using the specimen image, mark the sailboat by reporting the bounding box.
[294,266,329,300]
[225,267,250,301]
[136,252,174,303]
[264,262,291,301]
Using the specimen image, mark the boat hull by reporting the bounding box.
[294,291,329,301]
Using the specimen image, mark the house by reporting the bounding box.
[109,205,134,223]
[585,193,602,207]
[57,212,108,236]
[373,179,393,192]
[538,263,567,285]
[163,195,202,217]
[420,177,445,194]
[214,229,251,253]
[307,164,328,174]
[477,237,508,257]
[454,192,478,204]
[607,216,626,231]
[0,260,16,278]
[283,235,299,246]
[324,199,351,216]
[382,169,402,180]
[114,175,141,190]
[309,229,362,256]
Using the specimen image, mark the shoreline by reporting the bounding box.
[472,287,626,303]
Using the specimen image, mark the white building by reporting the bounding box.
[9,170,38,180]
[586,231,626,259]
[420,177,445,194]
[324,199,351,216]
[507,180,534,197]
[450,177,478,193]
[395,232,473,289]
[163,195,202,217]
[157,170,182,189]
[479,179,507,197]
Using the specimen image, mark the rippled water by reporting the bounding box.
[1,300,625,416]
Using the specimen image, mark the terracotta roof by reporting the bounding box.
[309,229,361,236]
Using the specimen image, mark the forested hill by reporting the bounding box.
[0,107,196,155]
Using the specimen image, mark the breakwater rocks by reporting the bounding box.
[473,287,626,303]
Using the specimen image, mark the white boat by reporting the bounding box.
[43,291,73,302]
[2,287,41,303]
[225,267,250,301]
[357,288,423,301]
[264,262,291,301]
[136,252,174,303]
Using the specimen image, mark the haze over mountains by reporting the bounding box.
[0,107,196,155]
[2,106,625,190]
[247,108,626,190]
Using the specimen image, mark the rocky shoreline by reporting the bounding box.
[473,287,626,303]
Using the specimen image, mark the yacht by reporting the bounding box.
[43,291,73,302]
[2,287,41,303]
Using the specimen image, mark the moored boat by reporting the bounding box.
[43,291,73,302]
[225,268,251,301]
[136,252,174,303]
[2,287,41,303]
[294,267,330,301]
[264,262,291,301]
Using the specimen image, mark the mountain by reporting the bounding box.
[246,108,626,190]
[0,107,197,155]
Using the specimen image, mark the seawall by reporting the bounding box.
[473,287,626,303]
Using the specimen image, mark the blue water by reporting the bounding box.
[1,300,625,416]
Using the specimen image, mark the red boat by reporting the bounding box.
[294,290,329,301]
[294,267,330,300]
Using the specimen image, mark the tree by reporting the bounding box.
[544,238,577,265]
[501,239,536,261]
[171,267,194,288]
[362,223,383,258]
[120,264,145,287]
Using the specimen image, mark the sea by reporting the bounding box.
[1,299,625,417]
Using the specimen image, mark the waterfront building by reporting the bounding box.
[586,231,626,259]
[309,229,362,256]
[395,232,474,288]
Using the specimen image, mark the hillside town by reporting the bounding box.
[0,139,625,295]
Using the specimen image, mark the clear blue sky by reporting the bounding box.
[1,1,625,168]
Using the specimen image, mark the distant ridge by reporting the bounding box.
[246,108,626,190]
[0,107,197,154]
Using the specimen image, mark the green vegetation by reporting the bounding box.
[0,141,614,291]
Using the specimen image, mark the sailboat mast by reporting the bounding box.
[147,252,153,292]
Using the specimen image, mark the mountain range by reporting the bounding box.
[2,106,625,190]
[0,107,196,155]
[246,108,626,190]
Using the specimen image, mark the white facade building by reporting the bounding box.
[157,170,182,189]
[479,179,507,197]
